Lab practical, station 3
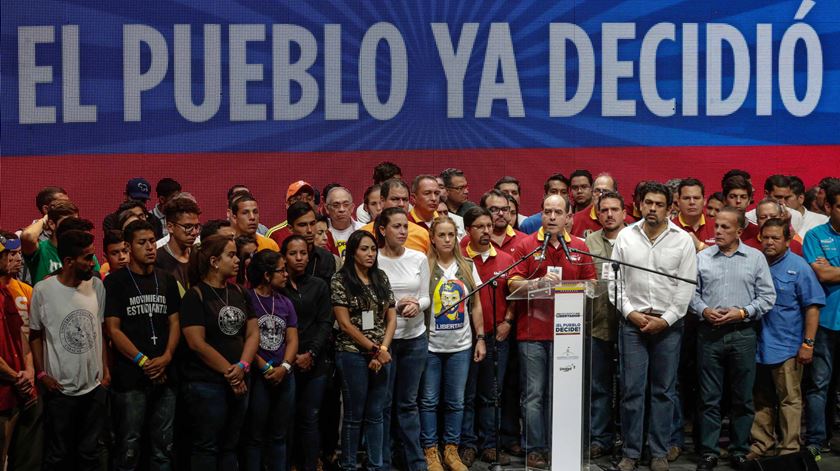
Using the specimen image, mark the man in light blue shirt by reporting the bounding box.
[690,207,776,470]
[750,219,824,459]
[802,182,840,460]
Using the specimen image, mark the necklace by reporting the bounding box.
[207,281,230,307]
[252,288,275,316]
[127,268,160,346]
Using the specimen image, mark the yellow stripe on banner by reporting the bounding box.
[553,283,585,293]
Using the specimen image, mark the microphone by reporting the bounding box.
[537,231,551,260]
[559,233,573,260]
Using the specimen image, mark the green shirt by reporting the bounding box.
[584,229,620,342]
[25,240,100,284]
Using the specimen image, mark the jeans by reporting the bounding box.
[463,336,510,451]
[336,351,392,471]
[5,396,43,471]
[184,380,250,470]
[243,373,296,471]
[589,337,615,450]
[804,326,840,447]
[500,335,522,450]
[696,324,757,457]
[420,348,472,447]
[383,334,427,471]
[518,341,552,453]
[619,320,683,459]
[293,371,328,471]
[112,384,176,471]
[42,386,107,471]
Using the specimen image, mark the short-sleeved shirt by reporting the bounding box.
[104,268,181,391]
[462,244,513,335]
[247,289,298,365]
[508,228,596,341]
[180,282,256,383]
[5,279,33,333]
[156,246,190,297]
[25,241,100,284]
[803,222,840,330]
[758,250,825,365]
[30,276,105,396]
[429,261,483,353]
[330,270,395,353]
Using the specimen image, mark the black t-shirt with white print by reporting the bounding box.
[179,282,255,384]
[104,267,180,391]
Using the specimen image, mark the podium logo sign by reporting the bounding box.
[555,322,581,335]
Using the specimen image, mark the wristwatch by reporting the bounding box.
[803,338,815,347]
[281,361,293,372]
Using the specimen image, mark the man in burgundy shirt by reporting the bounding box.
[571,173,635,238]
[460,190,526,257]
[673,178,716,252]
[507,194,596,469]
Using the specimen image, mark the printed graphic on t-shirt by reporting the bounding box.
[258,314,286,351]
[127,294,168,316]
[60,309,97,354]
[335,240,347,257]
[433,279,466,331]
[218,305,246,335]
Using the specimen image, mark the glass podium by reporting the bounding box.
[508,279,615,471]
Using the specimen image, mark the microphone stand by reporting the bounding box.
[439,240,544,471]
[567,247,698,286]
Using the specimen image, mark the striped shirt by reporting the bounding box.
[690,241,776,322]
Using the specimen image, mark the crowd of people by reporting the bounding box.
[0,163,838,471]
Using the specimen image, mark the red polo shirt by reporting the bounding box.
[672,213,716,246]
[571,204,637,238]
[508,228,596,341]
[460,225,526,257]
[742,221,759,241]
[461,243,514,334]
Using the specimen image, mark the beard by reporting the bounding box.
[76,266,94,281]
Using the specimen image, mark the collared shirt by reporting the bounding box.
[584,229,621,341]
[672,213,716,247]
[409,208,466,239]
[460,225,526,257]
[798,209,829,237]
[361,220,430,254]
[518,212,542,235]
[743,233,803,256]
[462,243,514,334]
[690,241,776,322]
[803,222,840,330]
[758,250,825,364]
[611,220,697,326]
[508,227,596,341]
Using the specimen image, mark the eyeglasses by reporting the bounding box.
[273,267,287,274]
[173,222,202,233]
[487,206,510,214]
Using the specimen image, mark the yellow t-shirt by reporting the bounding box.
[5,278,33,335]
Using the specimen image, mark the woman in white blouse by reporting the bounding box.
[375,207,431,471]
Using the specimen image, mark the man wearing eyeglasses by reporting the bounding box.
[571,173,629,238]
[460,190,525,257]
[441,168,477,218]
[325,187,363,257]
[156,197,202,296]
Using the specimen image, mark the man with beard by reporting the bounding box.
[583,191,628,459]
[29,230,109,470]
[105,220,180,470]
[611,183,696,471]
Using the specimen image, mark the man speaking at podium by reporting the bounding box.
[610,182,697,471]
[507,194,595,469]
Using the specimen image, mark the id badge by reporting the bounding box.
[601,263,616,280]
[361,310,375,331]
[547,266,562,278]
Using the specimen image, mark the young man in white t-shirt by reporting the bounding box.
[29,229,108,470]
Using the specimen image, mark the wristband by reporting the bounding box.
[138,356,149,367]
[739,308,747,320]
[503,319,514,326]
[260,361,274,374]
[476,334,486,341]
[237,361,250,373]
[281,361,293,372]
[133,352,144,364]
[37,371,47,380]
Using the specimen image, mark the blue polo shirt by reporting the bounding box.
[757,250,825,365]
[518,212,542,234]
[803,222,840,331]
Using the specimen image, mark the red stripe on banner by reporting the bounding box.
[1,145,837,245]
